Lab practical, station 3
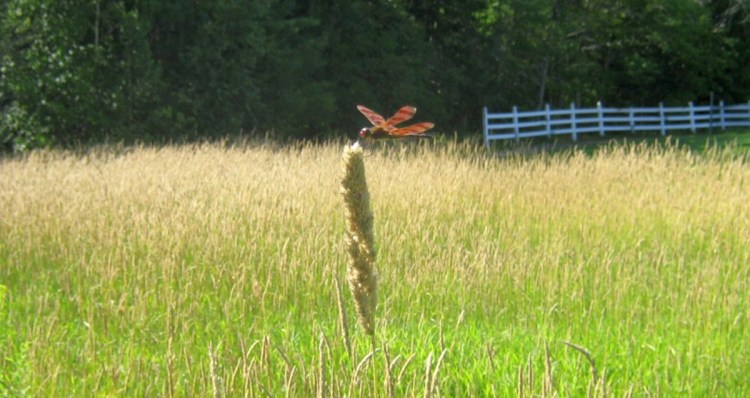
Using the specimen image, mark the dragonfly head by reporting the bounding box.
[358,127,371,139]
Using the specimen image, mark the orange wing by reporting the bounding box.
[390,122,434,136]
[357,104,434,137]
[384,106,416,127]
[357,105,385,126]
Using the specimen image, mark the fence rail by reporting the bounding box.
[483,101,750,147]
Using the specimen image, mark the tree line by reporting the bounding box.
[1,0,748,149]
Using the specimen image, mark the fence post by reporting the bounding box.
[659,102,666,136]
[512,106,520,141]
[570,102,578,141]
[629,107,635,134]
[597,101,605,137]
[545,103,552,138]
[709,91,715,134]
[689,101,696,133]
[483,106,489,148]
[719,100,726,131]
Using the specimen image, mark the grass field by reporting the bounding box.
[1,134,749,396]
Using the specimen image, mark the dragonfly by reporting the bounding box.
[357,105,434,141]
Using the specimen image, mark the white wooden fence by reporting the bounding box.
[483,101,750,147]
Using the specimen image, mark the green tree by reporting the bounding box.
[401,0,494,130]
[0,0,163,146]
[1,0,748,148]
[252,0,334,137]
[566,0,735,105]
[704,0,750,103]
[472,0,588,109]
[143,0,268,138]
[308,0,443,135]
[2,0,103,146]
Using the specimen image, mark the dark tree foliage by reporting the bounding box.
[0,0,747,150]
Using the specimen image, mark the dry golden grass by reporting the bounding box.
[1,139,749,396]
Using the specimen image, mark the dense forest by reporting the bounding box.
[1,0,748,149]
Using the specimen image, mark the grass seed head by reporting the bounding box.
[340,143,378,335]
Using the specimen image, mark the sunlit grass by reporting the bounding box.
[1,139,749,396]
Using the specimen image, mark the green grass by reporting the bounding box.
[493,128,750,156]
[668,128,750,152]
[1,137,749,396]
[613,128,750,153]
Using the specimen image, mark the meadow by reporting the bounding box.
[1,136,749,397]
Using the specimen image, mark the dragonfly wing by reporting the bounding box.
[385,106,416,127]
[357,105,385,126]
[390,122,434,136]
